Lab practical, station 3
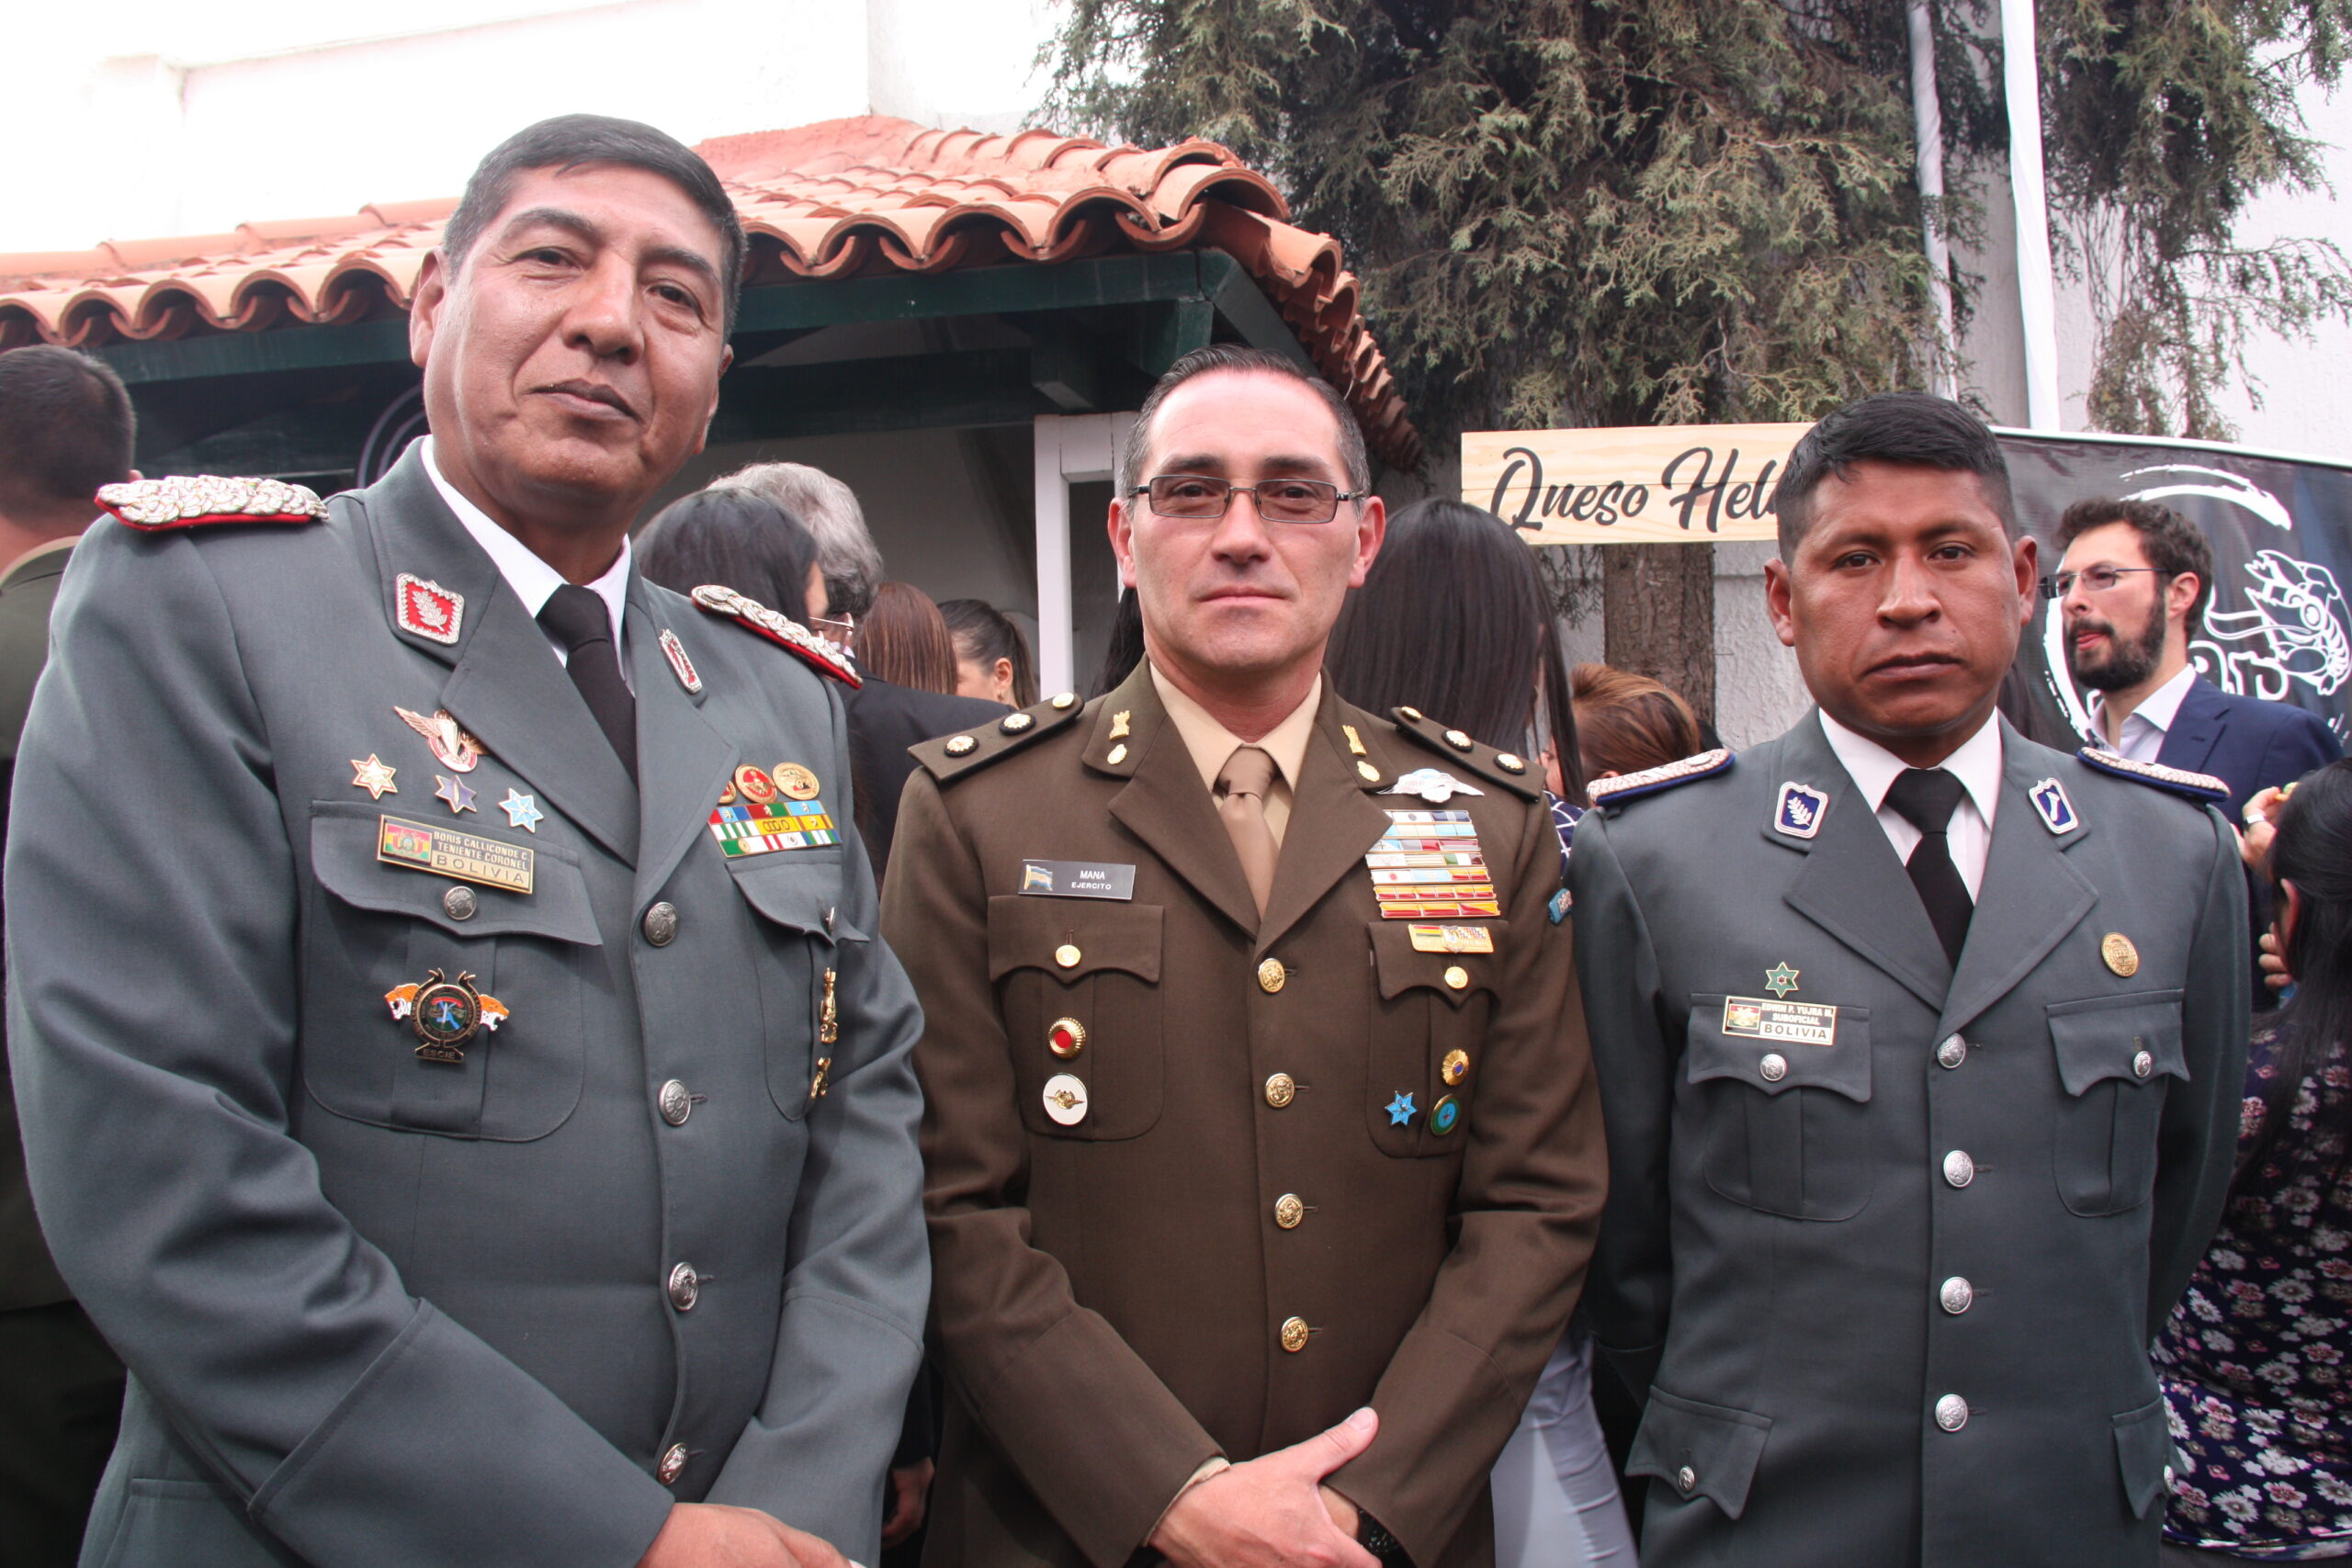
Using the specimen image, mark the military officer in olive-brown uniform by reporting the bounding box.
[884,346,1606,1568]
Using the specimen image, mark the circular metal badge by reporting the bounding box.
[773,762,820,801]
[944,735,977,756]
[1496,752,1527,773]
[734,765,779,807]
[1429,1093,1462,1135]
[410,970,485,1061]
[1001,712,1035,734]
[1257,958,1286,994]
[1442,1048,1470,1086]
[1264,1073,1297,1108]
[2101,932,2141,977]
[1444,728,1475,752]
[1042,1073,1089,1126]
[1047,1017,1087,1058]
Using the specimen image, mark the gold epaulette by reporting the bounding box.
[1385,706,1543,800]
[912,692,1086,782]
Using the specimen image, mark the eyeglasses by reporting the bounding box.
[810,611,855,639]
[2049,565,2168,600]
[1132,474,1367,525]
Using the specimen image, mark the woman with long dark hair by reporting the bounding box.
[2154,758,2352,1562]
[638,485,824,624]
[1327,499,1625,1568]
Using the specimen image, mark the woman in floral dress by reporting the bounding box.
[2155,758,2352,1562]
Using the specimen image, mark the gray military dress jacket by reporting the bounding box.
[6,446,928,1568]
[1572,713,2246,1568]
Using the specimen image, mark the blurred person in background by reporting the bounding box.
[1570,665,1704,789]
[639,485,821,623]
[0,344,134,1568]
[940,598,1036,708]
[2154,757,2352,1563]
[860,581,960,695]
[728,460,881,646]
[1091,586,1146,698]
[1328,497,1624,1568]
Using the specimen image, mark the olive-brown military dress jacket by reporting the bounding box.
[882,663,1606,1568]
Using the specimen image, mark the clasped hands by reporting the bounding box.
[1149,1405,1384,1568]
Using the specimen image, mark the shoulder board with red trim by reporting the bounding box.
[2075,747,2229,805]
[96,475,325,531]
[690,584,861,688]
[1587,748,1736,809]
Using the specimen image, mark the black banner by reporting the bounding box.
[2001,430,2352,750]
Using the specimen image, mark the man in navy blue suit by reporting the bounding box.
[2056,497,2340,822]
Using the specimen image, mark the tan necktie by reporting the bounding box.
[1216,744,1280,917]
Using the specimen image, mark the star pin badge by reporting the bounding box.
[500,790,544,833]
[350,754,398,800]
[433,774,478,815]
[1385,1091,1418,1126]
[1764,963,1801,998]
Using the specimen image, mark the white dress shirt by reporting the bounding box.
[422,437,632,689]
[2087,662,2197,763]
[1818,709,2003,900]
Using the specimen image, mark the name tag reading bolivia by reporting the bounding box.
[1721,995,1838,1046]
[378,815,535,894]
[1020,860,1136,900]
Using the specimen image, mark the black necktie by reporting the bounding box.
[1885,767,1972,966]
[537,584,637,784]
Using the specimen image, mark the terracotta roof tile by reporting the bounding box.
[0,115,1418,468]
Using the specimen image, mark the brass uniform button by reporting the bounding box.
[1001,712,1035,734]
[658,1443,689,1485]
[442,885,477,920]
[1397,705,1423,721]
[1442,964,1469,991]
[1758,1052,1788,1083]
[1050,692,1078,709]
[1258,958,1286,993]
[1443,728,1475,752]
[658,1079,692,1126]
[1048,1017,1087,1057]
[1264,1073,1297,1108]
[1273,1193,1306,1229]
[1442,1048,1470,1086]
[642,902,679,946]
[667,1262,700,1312]
[944,735,977,755]
[1496,752,1526,773]
[2102,932,2140,976]
[1055,943,1081,969]
[1279,1316,1311,1353]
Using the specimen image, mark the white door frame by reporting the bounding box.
[1032,411,1137,697]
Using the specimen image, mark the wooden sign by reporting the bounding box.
[1462,423,1810,545]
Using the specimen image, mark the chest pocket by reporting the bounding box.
[729,851,855,1122]
[1685,996,1874,1220]
[987,896,1163,1141]
[1364,920,1501,1157]
[302,801,599,1141]
[2049,991,2187,1216]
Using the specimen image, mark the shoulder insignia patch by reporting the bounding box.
[97,475,325,531]
[691,584,860,688]
[1385,706,1543,800]
[913,694,1085,783]
[1588,748,1736,808]
[2075,747,2229,805]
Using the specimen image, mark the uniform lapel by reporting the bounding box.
[1934,724,2097,1041]
[1097,665,1262,937]
[361,444,639,865]
[1774,716,1955,1011]
[2154,677,2224,776]
[1253,691,1392,957]
[628,586,735,904]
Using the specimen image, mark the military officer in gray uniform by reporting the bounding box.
[1572,393,2246,1568]
[6,116,925,1568]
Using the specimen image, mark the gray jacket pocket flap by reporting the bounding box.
[311,801,599,944]
[729,849,848,938]
[1686,998,1871,1101]
[1628,1386,1773,1519]
[2050,992,2186,1096]
[2112,1396,2172,1518]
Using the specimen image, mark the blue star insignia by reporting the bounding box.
[433,773,477,815]
[1385,1091,1418,1126]
[500,789,545,833]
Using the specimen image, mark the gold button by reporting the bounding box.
[944,735,976,755]
[1273,1193,1306,1229]
[1442,964,1469,990]
[1397,705,1423,721]
[1279,1315,1311,1353]
[1496,752,1526,773]
[1264,1073,1297,1108]
[1357,761,1381,783]
[1050,692,1078,709]
[1258,958,1286,993]
[1001,711,1035,733]
[1055,943,1081,969]
[1047,1017,1086,1057]
[1442,1048,1469,1085]
[1444,728,1474,751]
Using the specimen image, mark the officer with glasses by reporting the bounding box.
[884,344,1605,1568]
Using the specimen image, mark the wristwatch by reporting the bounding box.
[1355,1510,1411,1568]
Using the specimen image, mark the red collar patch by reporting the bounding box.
[395,573,464,646]
[97,475,325,531]
[689,585,860,687]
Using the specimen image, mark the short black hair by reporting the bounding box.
[637,487,818,624]
[2054,496,2216,637]
[1118,344,1371,498]
[0,345,135,513]
[1773,392,2015,558]
[441,115,748,329]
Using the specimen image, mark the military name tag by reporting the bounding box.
[1721,995,1838,1046]
[1020,860,1136,900]
[378,815,534,893]
[1409,923,1495,954]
